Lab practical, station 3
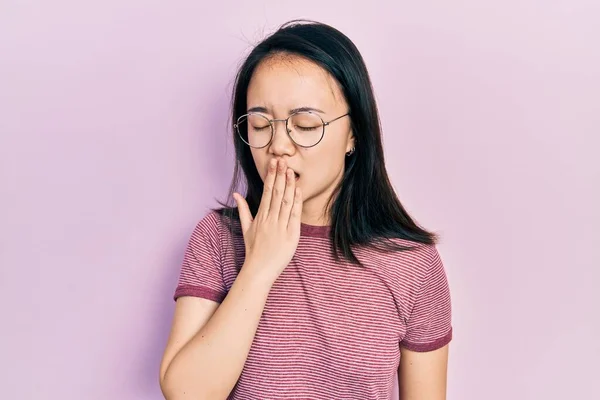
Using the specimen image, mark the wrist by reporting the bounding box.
[237,262,279,289]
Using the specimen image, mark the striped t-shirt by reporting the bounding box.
[174,211,452,399]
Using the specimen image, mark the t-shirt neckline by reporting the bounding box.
[300,223,330,238]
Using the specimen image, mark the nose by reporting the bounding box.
[268,119,295,156]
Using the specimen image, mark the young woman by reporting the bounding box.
[159,20,452,400]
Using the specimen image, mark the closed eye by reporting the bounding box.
[295,125,319,132]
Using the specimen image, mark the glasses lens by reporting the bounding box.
[236,114,272,148]
[288,112,324,147]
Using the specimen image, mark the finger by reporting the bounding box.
[258,158,277,218]
[269,158,287,218]
[288,187,303,233]
[279,168,296,222]
[233,193,253,234]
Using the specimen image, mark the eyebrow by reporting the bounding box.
[247,106,326,114]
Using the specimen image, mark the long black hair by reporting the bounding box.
[217,19,437,264]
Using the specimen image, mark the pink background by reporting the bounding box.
[1,1,599,399]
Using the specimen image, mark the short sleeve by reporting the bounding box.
[401,247,453,352]
[173,212,228,303]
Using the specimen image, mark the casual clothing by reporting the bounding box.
[174,211,452,399]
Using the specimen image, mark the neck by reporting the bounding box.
[299,167,346,227]
[299,188,335,227]
[301,209,330,226]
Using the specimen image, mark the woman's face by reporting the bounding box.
[246,55,354,225]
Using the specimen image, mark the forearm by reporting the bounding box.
[161,265,273,399]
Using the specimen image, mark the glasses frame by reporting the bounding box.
[234,110,350,149]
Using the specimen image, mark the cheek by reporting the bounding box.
[250,150,268,181]
[303,150,346,186]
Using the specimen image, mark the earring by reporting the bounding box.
[346,147,355,156]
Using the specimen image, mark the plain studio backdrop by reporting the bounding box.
[1,1,598,399]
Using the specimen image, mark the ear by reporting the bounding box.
[345,132,355,153]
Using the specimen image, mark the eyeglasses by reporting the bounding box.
[234,110,350,149]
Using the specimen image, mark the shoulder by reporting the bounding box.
[189,208,243,250]
[190,210,222,238]
[357,239,444,285]
[359,238,439,266]
[193,208,239,235]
